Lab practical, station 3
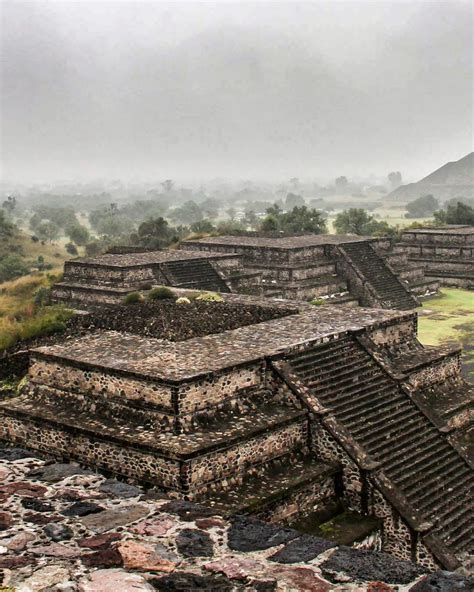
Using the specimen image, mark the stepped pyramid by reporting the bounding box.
[389,152,474,201]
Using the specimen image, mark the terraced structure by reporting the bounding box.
[0,295,472,571]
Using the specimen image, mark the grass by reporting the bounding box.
[417,288,474,380]
[0,272,73,352]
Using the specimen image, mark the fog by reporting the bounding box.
[1,1,472,184]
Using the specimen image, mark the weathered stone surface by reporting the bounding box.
[24,511,64,524]
[29,462,93,482]
[227,515,299,552]
[270,565,332,591]
[5,531,36,551]
[81,546,124,568]
[78,504,149,533]
[0,555,35,568]
[320,547,427,584]
[99,478,142,498]
[195,517,227,530]
[176,528,214,558]
[79,569,154,592]
[204,555,266,580]
[150,572,247,591]
[62,501,104,516]
[118,540,179,572]
[21,497,53,512]
[0,511,13,531]
[269,534,335,564]
[0,481,47,497]
[0,446,35,460]
[43,522,73,541]
[160,500,218,521]
[408,571,474,591]
[16,564,71,591]
[30,542,81,558]
[78,532,122,549]
[132,516,177,536]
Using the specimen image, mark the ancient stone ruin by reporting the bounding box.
[1,292,472,573]
[52,234,441,310]
[396,225,474,289]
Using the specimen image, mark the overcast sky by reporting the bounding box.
[1,0,472,184]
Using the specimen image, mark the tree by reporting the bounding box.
[260,206,327,234]
[190,219,215,234]
[285,193,305,210]
[388,171,402,189]
[0,254,30,282]
[170,201,204,225]
[2,196,16,216]
[226,207,237,222]
[161,179,174,193]
[335,176,348,193]
[136,217,177,248]
[0,210,14,240]
[201,198,220,220]
[434,201,474,225]
[334,208,395,236]
[66,224,90,246]
[405,195,439,218]
[36,221,60,243]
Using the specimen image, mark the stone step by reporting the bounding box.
[390,446,456,486]
[290,510,382,547]
[327,383,395,417]
[203,452,339,520]
[365,416,428,456]
[318,376,392,407]
[296,357,374,383]
[0,395,309,496]
[337,391,406,425]
[311,372,390,401]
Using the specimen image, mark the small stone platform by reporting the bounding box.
[395,225,474,289]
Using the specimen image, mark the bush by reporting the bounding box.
[195,291,224,302]
[0,254,30,283]
[310,298,326,306]
[147,286,175,300]
[65,242,79,255]
[176,296,191,304]
[123,291,144,304]
[34,286,51,307]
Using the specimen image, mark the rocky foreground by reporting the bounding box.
[0,445,471,591]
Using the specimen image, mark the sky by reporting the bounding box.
[1,0,472,184]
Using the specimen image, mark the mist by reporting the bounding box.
[1,1,472,184]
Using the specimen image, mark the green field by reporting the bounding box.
[417,288,474,380]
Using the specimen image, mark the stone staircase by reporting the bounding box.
[284,336,473,562]
[341,242,418,310]
[162,259,230,292]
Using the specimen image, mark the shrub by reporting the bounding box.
[147,286,175,300]
[195,291,224,302]
[310,298,326,306]
[176,296,191,304]
[18,305,73,341]
[34,286,51,307]
[123,291,144,304]
[0,254,30,283]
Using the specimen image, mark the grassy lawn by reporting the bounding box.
[417,288,474,381]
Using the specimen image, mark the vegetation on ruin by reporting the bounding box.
[123,291,145,304]
[418,288,474,380]
[0,273,74,352]
[195,291,224,302]
[310,298,326,306]
[147,286,176,300]
[176,296,191,304]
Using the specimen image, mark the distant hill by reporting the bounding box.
[388,152,474,202]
